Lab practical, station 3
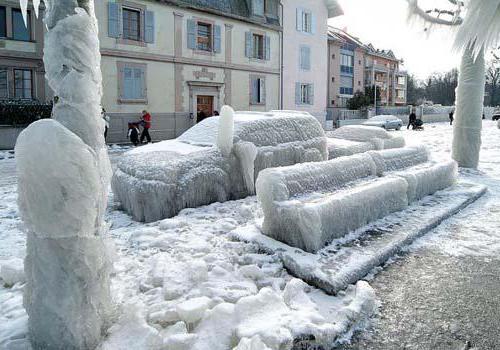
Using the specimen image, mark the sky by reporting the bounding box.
[329,0,461,79]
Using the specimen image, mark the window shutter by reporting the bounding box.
[140,68,147,99]
[311,14,317,34]
[305,46,311,70]
[264,36,271,60]
[213,25,221,53]
[253,0,264,16]
[108,2,121,38]
[123,68,133,99]
[296,8,303,31]
[250,77,256,104]
[245,32,253,58]
[295,82,301,105]
[145,10,155,43]
[187,19,197,50]
[260,78,266,104]
[308,84,314,104]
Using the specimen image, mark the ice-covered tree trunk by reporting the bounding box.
[15,1,113,349]
[452,45,485,168]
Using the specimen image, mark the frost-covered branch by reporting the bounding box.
[407,0,463,26]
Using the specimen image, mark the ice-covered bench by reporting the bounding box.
[327,125,405,159]
[112,110,328,222]
[256,146,457,253]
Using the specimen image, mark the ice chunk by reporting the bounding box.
[0,258,25,286]
[327,125,405,151]
[175,297,212,324]
[233,336,271,350]
[113,111,327,222]
[327,138,375,159]
[192,303,236,350]
[217,105,235,157]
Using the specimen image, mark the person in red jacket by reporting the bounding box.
[140,110,152,144]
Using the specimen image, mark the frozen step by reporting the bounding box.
[232,182,486,295]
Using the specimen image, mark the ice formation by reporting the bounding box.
[216,105,234,157]
[326,125,405,159]
[112,111,327,222]
[15,2,113,349]
[257,146,457,253]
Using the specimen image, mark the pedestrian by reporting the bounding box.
[51,96,59,118]
[127,122,140,146]
[449,109,454,125]
[197,110,207,123]
[140,110,152,144]
[102,107,110,140]
[407,108,417,130]
[213,110,220,116]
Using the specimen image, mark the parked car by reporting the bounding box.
[492,107,500,121]
[363,115,403,130]
[112,111,328,222]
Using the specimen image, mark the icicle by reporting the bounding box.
[217,105,235,157]
[19,0,28,25]
[33,0,40,18]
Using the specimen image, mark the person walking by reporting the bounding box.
[102,107,110,140]
[449,109,454,125]
[407,108,417,130]
[140,110,152,144]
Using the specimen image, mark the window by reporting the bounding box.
[302,11,312,32]
[300,46,311,71]
[264,0,278,17]
[250,76,265,105]
[296,83,313,105]
[340,87,353,95]
[122,8,141,41]
[119,64,147,102]
[398,76,406,85]
[252,33,264,60]
[197,22,212,51]
[397,90,405,99]
[0,7,6,38]
[0,69,7,98]
[12,9,30,41]
[14,69,32,99]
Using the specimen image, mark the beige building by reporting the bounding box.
[327,27,407,109]
[96,0,282,143]
[0,1,49,102]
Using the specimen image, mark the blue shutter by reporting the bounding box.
[305,46,311,70]
[308,84,314,104]
[145,10,155,43]
[311,13,317,35]
[108,2,121,38]
[187,19,197,50]
[296,8,303,31]
[245,32,253,58]
[123,68,133,99]
[265,36,271,60]
[260,78,266,104]
[253,0,264,16]
[295,82,301,105]
[213,25,221,53]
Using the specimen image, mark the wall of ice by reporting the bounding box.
[113,112,327,222]
[257,146,457,253]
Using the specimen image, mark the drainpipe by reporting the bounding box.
[279,1,284,110]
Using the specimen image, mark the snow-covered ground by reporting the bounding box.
[1,121,499,349]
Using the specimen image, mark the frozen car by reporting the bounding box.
[492,107,500,121]
[363,115,403,130]
[326,125,405,159]
[112,111,328,222]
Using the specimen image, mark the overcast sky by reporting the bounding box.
[329,0,461,79]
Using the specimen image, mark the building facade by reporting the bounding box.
[328,27,407,109]
[0,1,48,102]
[97,0,282,143]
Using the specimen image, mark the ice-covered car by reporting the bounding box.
[363,115,403,130]
[326,125,405,159]
[112,111,328,222]
[492,107,500,121]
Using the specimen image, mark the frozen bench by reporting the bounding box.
[256,146,457,253]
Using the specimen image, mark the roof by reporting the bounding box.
[328,26,402,62]
[156,0,280,27]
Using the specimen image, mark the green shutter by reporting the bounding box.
[187,19,197,50]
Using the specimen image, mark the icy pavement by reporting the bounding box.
[0,147,377,349]
[338,120,500,350]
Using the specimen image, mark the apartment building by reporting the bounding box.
[328,27,407,109]
[282,0,343,127]
[0,1,48,102]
